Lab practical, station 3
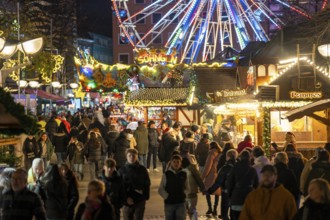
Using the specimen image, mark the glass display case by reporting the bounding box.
[147,106,177,128]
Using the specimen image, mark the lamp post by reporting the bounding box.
[16,80,28,112]
[317,44,330,75]
[69,82,79,113]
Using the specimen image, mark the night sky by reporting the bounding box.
[78,0,113,37]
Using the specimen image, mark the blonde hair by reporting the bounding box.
[274,152,288,165]
[88,179,105,196]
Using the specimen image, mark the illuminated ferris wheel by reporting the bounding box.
[112,0,328,64]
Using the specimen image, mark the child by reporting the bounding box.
[72,139,85,181]
[158,155,187,220]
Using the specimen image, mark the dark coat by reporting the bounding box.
[89,120,108,138]
[46,118,58,140]
[293,199,330,220]
[118,161,150,204]
[209,159,236,193]
[85,138,102,162]
[148,128,159,149]
[44,180,68,219]
[22,137,40,159]
[226,159,259,206]
[113,137,130,169]
[67,140,84,161]
[275,162,300,200]
[287,152,305,188]
[161,133,179,162]
[195,141,209,166]
[74,196,115,220]
[52,132,68,153]
[99,170,126,210]
[106,131,119,156]
[304,161,330,194]
[65,170,79,215]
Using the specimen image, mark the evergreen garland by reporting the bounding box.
[0,87,39,135]
[263,107,271,158]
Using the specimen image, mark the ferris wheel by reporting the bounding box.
[112,0,328,64]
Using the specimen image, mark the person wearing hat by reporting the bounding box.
[240,165,297,220]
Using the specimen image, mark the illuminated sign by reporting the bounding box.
[290,91,322,99]
[135,48,177,65]
[214,89,247,98]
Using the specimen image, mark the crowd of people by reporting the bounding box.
[0,107,330,220]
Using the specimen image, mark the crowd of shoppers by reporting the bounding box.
[1,107,330,220]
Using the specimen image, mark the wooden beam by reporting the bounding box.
[327,109,330,142]
[178,107,192,123]
[308,113,330,126]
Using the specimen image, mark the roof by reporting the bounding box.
[239,41,267,66]
[0,104,21,129]
[125,88,190,106]
[284,99,330,125]
[208,47,239,63]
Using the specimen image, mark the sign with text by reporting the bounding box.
[135,48,177,65]
[290,91,322,99]
[207,89,247,103]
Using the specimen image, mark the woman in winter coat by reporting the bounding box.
[23,134,40,170]
[38,132,54,168]
[42,163,68,220]
[27,158,47,204]
[195,134,210,173]
[293,178,330,220]
[85,131,102,180]
[226,150,259,220]
[59,163,79,220]
[113,131,130,169]
[201,141,222,217]
[75,179,115,220]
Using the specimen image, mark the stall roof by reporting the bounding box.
[125,88,190,106]
[284,99,330,124]
[0,104,21,129]
[25,88,69,103]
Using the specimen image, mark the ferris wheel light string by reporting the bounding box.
[275,0,311,19]
[322,0,328,10]
[122,0,164,23]
[250,0,282,28]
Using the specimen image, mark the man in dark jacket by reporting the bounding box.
[2,169,46,220]
[99,158,126,220]
[52,127,68,164]
[134,121,149,167]
[118,148,150,220]
[45,116,58,142]
[147,121,159,172]
[160,130,179,172]
[106,125,119,157]
[209,149,238,220]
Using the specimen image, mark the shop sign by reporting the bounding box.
[215,89,247,98]
[135,48,177,65]
[290,91,322,99]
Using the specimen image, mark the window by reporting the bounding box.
[152,33,162,44]
[135,0,145,4]
[119,54,129,64]
[152,13,162,24]
[136,13,146,24]
[268,64,276,76]
[258,65,266,77]
[169,13,179,24]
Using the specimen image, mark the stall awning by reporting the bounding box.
[25,88,70,105]
[284,99,330,125]
[0,104,21,129]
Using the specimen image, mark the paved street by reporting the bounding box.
[77,162,220,220]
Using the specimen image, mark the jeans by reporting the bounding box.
[164,203,186,220]
[221,192,230,220]
[56,152,67,164]
[138,154,147,167]
[185,195,198,220]
[147,147,158,169]
[122,199,146,220]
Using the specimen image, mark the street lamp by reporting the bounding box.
[317,44,330,74]
[69,82,79,112]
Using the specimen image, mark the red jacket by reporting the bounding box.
[237,140,253,153]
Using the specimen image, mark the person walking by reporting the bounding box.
[180,131,197,155]
[147,120,160,172]
[59,163,79,220]
[106,125,119,158]
[118,148,150,220]
[52,127,69,164]
[67,136,83,170]
[160,130,180,172]
[208,149,238,220]
[27,158,47,205]
[239,165,297,220]
[113,131,130,170]
[134,121,149,167]
[23,134,40,170]
[99,158,126,220]
[195,134,210,173]
[1,169,46,220]
[75,180,115,220]
[158,155,187,220]
[72,140,85,181]
[42,164,68,220]
[252,146,270,181]
[37,132,54,168]
[293,178,330,220]
[46,116,58,142]
[85,131,102,180]
[226,150,259,220]
[202,142,222,217]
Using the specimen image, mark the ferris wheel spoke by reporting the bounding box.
[250,0,284,28]
[275,0,311,18]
